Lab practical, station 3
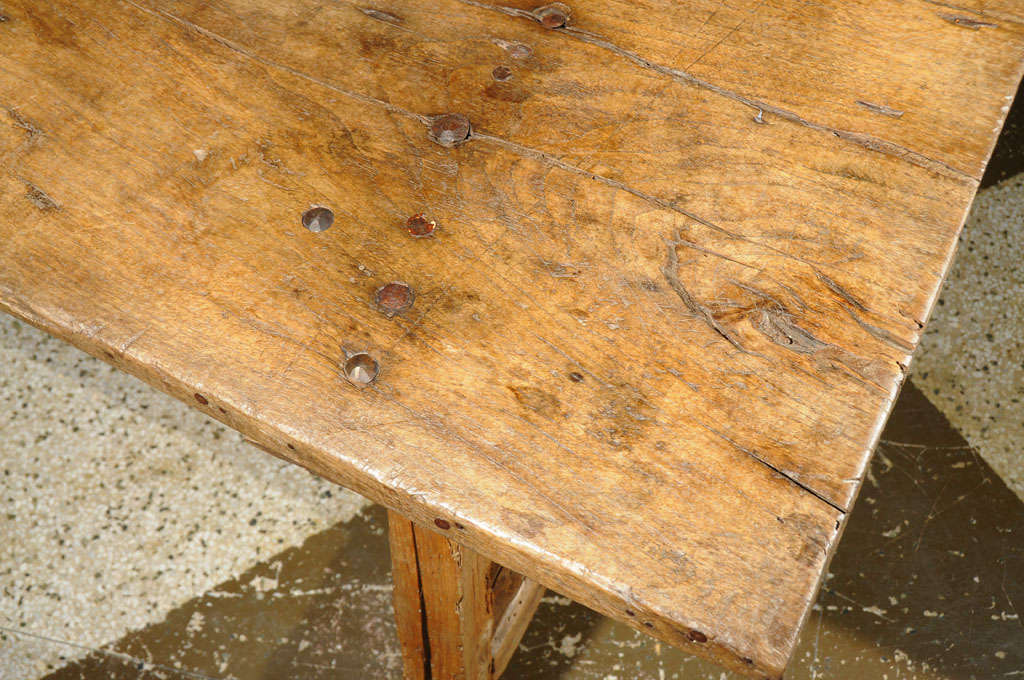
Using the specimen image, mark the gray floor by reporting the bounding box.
[2,95,1022,680]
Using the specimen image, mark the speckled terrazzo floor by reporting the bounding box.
[0,317,371,678]
[2,80,1022,680]
[912,173,1024,499]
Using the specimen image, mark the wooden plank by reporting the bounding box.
[388,513,431,680]
[96,0,1024,509]
[460,0,1024,179]
[491,577,545,677]
[388,511,535,679]
[0,0,1020,677]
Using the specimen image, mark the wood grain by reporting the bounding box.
[388,510,539,679]
[1,0,1021,677]
[388,513,432,680]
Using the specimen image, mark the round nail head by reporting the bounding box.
[301,206,334,232]
[508,43,533,60]
[406,213,437,237]
[535,4,569,28]
[492,65,513,82]
[375,282,414,317]
[429,113,471,147]
[343,353,379,387]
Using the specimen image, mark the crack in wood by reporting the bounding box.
[937,13,999,28]
[456,0,979,182]
[661,239,750,354]
[753,306,827,355]
[814,270,868,312]
[855,100,905,118]
[699,422,847,513]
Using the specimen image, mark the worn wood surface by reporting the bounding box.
[0,0,1021,676]
[388,510,541,679]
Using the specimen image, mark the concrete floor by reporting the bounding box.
[2,85,1022,680]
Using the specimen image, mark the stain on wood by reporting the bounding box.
[0,0,1021,677]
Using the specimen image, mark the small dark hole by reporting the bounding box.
[688,630,708,643]
[568,371,584,382]
[302,206,334,232]
[194,393,208,405]
[625,609,636,616]
[643,622,654,628]
[434,518,451,530]
[287,443,295,450]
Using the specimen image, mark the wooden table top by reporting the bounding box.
[2,0,1021,676]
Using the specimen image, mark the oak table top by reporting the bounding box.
[2,0,1022,676]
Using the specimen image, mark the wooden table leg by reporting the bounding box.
[388,510,544,680]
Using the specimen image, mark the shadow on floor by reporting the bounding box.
[42,382,1023,679]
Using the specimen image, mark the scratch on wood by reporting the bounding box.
[814,270,867,311]
[474,130,819,269]
[7,108,43,139]
[938,13,998,28]
[847,309,914,352]
[921,0,1023,24]
[122,0,431,124]
[24,182,59,211]
[358,6,404,25]
[855,100,904,118]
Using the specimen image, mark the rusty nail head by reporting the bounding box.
[301,206,334,232]
[492,65,513,81]
[535,3,569,28]
[406,213,436,237]
[428,113,471,147]
[375,281,414,317]
[343,352,379,387]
